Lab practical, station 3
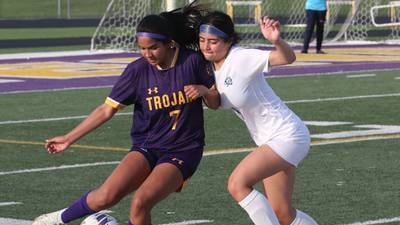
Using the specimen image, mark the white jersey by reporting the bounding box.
[214,46,310,165]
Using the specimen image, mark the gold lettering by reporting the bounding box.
[146,97,153,111]
[162,94,170,108]
[153,96,162,110]
[171,92,178,106]
[178,91,186,105]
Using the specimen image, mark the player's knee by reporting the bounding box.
[91,188,122,209]
[227,174,238,196]
[227,174,248,201]
[131,192,153,214]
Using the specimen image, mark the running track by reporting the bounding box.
[1,44,400,93]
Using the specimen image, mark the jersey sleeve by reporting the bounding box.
[233,48,271,79]
[105,63,139,110]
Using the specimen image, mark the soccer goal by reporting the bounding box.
[91,0,400,51]
[370,1,400,27]
[90,0,163,51]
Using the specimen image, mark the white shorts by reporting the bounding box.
[264,123,311,167]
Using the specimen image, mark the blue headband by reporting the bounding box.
[136,32,169,40]
[199,24,229,39]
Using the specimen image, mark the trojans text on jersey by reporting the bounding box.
[146,87,193,111]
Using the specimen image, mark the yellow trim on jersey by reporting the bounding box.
[105,97,126,110]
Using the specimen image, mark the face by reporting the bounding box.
[199,32,231,63]
[137,37,171,67]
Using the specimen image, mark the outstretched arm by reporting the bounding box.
[45,103,118,154]
[259,16,296,66]
[184,84,220,109]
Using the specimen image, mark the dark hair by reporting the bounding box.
[136,0,207,50]
[202,11,240,45]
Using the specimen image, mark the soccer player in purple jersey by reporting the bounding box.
[32,2,219,225]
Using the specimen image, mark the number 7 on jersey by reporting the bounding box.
[169,110,181,130]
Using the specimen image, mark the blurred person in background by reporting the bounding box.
[301,0,327,54]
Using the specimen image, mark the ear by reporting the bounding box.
[169,40,176,48]
[169,40,180,48]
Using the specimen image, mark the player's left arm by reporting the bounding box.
[260,16,296,66]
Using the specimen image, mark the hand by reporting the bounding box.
[184,85,210,101]
[259,16,281,45]
[44,135,71,154]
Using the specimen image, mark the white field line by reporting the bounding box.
[0,218,31,225]
[1,133,399,177]
[0,50,125,60]
[0,112,132,125]
[341,216,400,225]
[0,79,25,84]
[395,77,400,80]
[0,85,113,95]
[284,93,400,104]
[0,161,119,176]
[0,202,22,207]
[346,74,376,78]
[1,93,400,125]
[159,220,213,225]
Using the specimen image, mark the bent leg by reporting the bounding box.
[263,167,296,225]
[263,168,319,225]
[129,163,183,225]
[40,151,151,224]
[87,151,151,210]
[228,145,293,225]
[228,145,292,201]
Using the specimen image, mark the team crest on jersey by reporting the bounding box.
[224,76,233,87]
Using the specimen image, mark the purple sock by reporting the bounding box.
[61,192,96,223]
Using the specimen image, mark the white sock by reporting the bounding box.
[290,209,319,225]
[238,189,280,225]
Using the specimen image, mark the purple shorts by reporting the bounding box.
[131,147,203,181]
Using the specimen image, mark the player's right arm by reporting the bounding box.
[45,103,118,154]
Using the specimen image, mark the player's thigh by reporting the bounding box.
[230,145,292,187]
[132,163,183,208]
[94,151,151,199]
[262,167,295,209]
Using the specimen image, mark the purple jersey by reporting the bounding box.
[105,48,214,152]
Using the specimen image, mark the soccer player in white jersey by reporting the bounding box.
[197,11,319,225]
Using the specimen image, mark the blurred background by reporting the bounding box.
[1,0,399,53]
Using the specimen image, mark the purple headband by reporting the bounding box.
[136,32,169,40]
[199,24,229,39]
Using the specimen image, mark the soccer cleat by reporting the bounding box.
[32,209,65,225]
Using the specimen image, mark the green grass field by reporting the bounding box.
[1,70,399,225]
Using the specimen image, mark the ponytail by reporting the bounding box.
[136,0,208,50]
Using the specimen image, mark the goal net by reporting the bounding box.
[91,0,400,51]
[90,0,161,51]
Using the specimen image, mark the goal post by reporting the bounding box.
[226,1,262,25]
[370,1,400,27]
[91,0,400,51]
